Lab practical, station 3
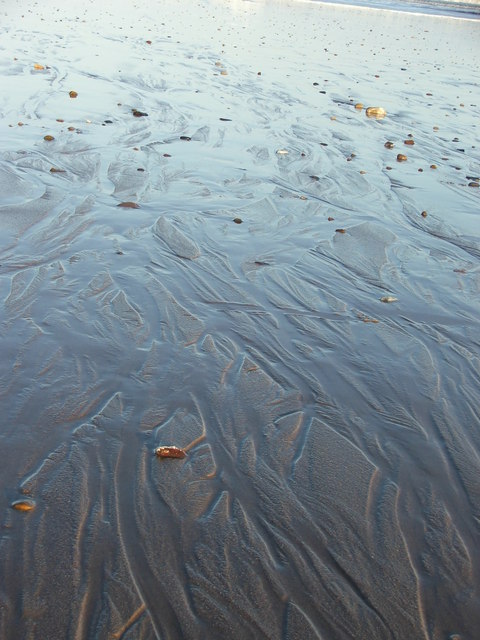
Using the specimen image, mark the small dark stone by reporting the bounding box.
[117,201,140,209]
[132,109,148,117]
[180,136,191,141]
[233,218,243,224]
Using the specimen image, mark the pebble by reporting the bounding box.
[358,314,379,324]
[155,446,187,459]
[233,218,243,224]
[397,154,407,162]
[404,139,415,145]
[11,499,36,512]
[421,210,428,217]
[69,90,78,98]
[365,106,386,118]
[380,296,398,303]
[384,141,394,149]
[43,135,55,141]
[117,201,140,209]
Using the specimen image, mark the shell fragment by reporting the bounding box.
[380,296,398,303]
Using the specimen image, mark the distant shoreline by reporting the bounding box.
[303,0,480,19]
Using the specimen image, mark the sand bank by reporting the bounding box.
[1,0,479,638]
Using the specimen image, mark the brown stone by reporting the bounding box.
[117,201,140,209]
[11,499,36,512]
[155,446,187,459]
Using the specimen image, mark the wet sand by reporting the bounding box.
[1,0,480,638]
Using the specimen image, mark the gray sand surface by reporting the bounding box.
[1,0,479,638]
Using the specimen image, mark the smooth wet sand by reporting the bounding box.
[1,0,480,638]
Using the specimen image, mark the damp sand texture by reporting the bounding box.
[1,0,480,638]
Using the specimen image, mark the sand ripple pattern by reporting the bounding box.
[1,1,479,638]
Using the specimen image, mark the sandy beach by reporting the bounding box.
[1,0,480,637]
